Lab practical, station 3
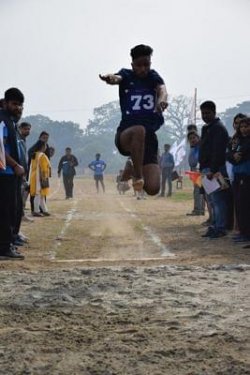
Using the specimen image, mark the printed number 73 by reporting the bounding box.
[131,94,155,110]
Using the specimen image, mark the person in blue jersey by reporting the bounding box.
[88,153,106,193]
[0,88,26,260]
[99,44,168,195]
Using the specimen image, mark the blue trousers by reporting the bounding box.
[208,189,228,232]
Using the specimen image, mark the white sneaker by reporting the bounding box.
[22,215,34,223]
[18,232,29,243]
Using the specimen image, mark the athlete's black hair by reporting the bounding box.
[130,44,153,60]
[0,98,4,109]
[4,88,24,104]
[200,101,216,113]
[65,147,71,151]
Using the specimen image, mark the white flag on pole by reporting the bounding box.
[170,138,186,167]
[187,88,197,125]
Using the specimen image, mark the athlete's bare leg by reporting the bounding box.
[143,164,160,195]
[119,125,145,186]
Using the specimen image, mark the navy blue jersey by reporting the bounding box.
[117,68,165,132]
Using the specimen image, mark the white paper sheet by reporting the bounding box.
[202,176,220,195]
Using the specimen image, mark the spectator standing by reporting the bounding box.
[17,122,33,225]
[159,144,175,197]
[29,140,51,216]
[28,131,50,213]
[88,153,106,193]
[58,147,78,199]
[186,131,205,215]
[199,101,230,239]
[0,88,25,259]
[227,117,250,244]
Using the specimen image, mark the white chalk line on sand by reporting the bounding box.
[48,198,78,260]
[50,185,174,263]
[54,257,173,263]
[119,200,174,257]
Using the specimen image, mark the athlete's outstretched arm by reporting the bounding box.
[156,84,168,112]
[99,74,122,85]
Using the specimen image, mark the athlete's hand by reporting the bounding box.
[99,74,119,85]
[156,101,168,112]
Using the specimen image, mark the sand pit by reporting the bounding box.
[0,177,249,374]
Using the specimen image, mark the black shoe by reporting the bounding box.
[243,244,250,249]
[13,239,25,247]
[201,219,212,227]
[32,212,44,217]
[209,231,227,239]
[0,247,25,260]
[201,227,215,238]
[42,212,51,217]
[186,211,204,216]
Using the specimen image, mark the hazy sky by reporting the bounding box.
[1,0,250,128]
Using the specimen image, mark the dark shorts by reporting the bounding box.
[94,175,103,181]
[115,128,158,165]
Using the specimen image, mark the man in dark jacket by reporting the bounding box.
[159,144,175,197]
[58,147,78,199]
[0,88,25,259]
[199,101,229,239]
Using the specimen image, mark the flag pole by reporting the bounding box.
[194,88,197,125]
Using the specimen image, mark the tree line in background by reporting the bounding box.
[23,98,250,174]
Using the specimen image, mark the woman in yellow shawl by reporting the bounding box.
[29,140,51,216]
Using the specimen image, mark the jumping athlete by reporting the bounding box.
[99,44,168,195]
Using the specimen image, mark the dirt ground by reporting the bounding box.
[0,176,249,375]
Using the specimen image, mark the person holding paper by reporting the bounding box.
[199,101,229,239]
